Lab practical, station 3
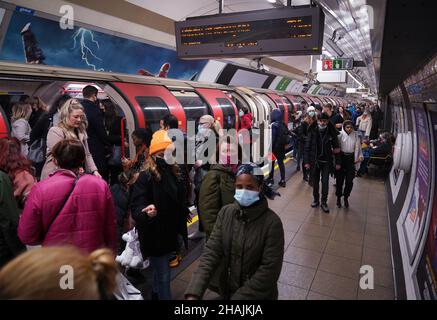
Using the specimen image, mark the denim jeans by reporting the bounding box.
[150,254,172,300]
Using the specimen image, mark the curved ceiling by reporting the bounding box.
[127,0,384,96]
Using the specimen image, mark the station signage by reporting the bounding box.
[322,58,354,71]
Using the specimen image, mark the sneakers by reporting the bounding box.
[188,230,205,240]
[311,199,319,207]
[169,254,182,268]
[278,180,286,188]
[321,202,330,213]
[336,197,342,208]
[266,179,274,187]
[344,197,349,208]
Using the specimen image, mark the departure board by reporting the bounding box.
[175,6,324,59]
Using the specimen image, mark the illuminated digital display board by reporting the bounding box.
[175,6,325,59]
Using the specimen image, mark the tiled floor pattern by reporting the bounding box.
[172,172,394,300]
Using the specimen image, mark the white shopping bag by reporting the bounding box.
[113,272,144,300]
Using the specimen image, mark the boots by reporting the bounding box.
[321,202,330,213]
[344,197,349,208]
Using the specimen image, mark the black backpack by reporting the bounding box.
[274,122,291,150]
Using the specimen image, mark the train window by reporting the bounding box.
[281,97,294,123]
[172,91,209,124]
[216,98,236,130]
[275,99,286,118]
[135,96,170,132]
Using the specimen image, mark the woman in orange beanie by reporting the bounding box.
[130,130,189,300]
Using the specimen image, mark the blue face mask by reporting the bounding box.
[308,111,315,117]
[239,110,244,117]
[234,189,260,207]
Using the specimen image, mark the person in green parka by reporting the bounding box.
[198,141,238,241]
[0,169,25,267]
[185,163,284,300]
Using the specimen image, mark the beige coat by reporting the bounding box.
[356,115,373,137]
[40,126,97,180]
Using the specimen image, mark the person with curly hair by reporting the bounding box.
[0,137,36,209]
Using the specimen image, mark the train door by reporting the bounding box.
[281,96,296,130]
[0,106,9,138]
[109,82,187,159]
[234,87,271,161]
[194,88,238,131]
[264,93,288,125]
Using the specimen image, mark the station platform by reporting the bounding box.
[170,165,394,300]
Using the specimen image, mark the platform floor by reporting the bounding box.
[171,168,395,300]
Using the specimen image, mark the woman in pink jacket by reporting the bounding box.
[18,139,117,254]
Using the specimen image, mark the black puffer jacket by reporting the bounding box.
[303,122,341,172]
[130,166,188,257]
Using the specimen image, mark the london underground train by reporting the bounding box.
[0,61,348,160]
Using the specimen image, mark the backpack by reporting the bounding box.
[274,122,291,150]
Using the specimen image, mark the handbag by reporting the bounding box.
[27,138,46,163]
[108,145,122,166]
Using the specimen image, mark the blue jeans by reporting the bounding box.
[150,254,172,300]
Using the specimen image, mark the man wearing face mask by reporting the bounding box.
[292,106,316,180]
[81,85,111,181]
[185,163,284,300]
[304,113,341,213]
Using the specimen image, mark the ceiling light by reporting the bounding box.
[267,0,277,3]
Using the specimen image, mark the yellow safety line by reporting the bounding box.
[263,157,293,177]
[188,156,294,227]
[187,214,199,227]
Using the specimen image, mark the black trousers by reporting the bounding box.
[336,153,356,198]
[269,158,285,181]
[312,161,330,203]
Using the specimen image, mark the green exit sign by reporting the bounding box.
[333,59,343,70]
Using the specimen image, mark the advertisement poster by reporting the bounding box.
[0,9,207,80]
[402,105,431,263]
[416,108,437,300]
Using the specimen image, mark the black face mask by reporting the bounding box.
[155,157,168,169]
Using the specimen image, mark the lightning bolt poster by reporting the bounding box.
[0,9,208,80]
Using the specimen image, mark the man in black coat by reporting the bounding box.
[304,113,341,213]
[81,85,111,181]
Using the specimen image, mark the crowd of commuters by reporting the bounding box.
[0,87,389,300]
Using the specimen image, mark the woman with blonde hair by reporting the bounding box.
[11,102,32,156]
[40,98,100,180]
[0,246,117,299]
